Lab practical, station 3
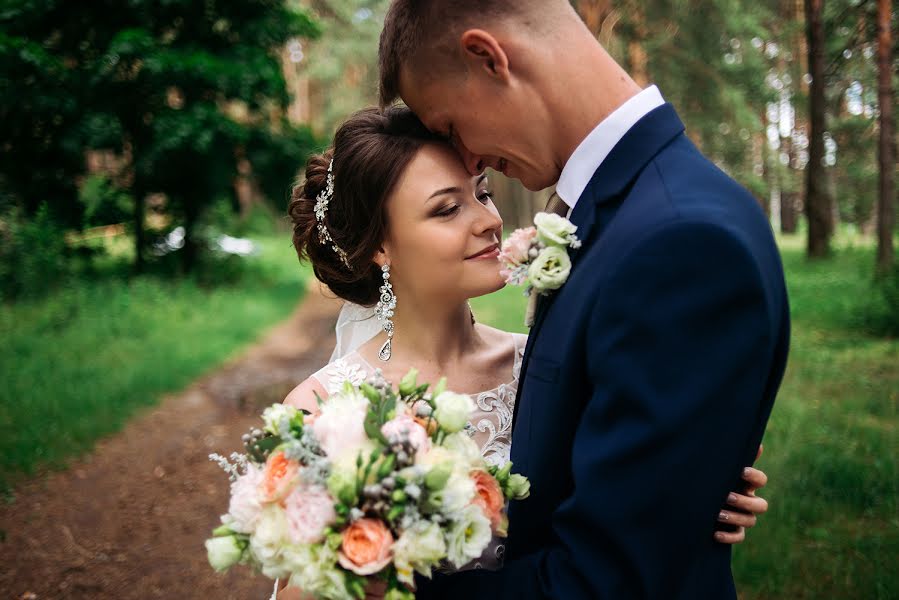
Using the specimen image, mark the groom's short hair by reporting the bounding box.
[378,0,568,108]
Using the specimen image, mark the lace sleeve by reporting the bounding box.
[511,333,527,382]
[310,355,369,396]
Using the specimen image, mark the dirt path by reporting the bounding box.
[0,282,342,600]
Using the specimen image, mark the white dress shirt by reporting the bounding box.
[556,85,666,213]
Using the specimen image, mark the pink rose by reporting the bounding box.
[499,227,537,267]
[283,485,337,544]
[228,463,264,533]
[381,414,431,456]
[338,518,394,576]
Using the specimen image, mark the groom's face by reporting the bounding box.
[399,67,561,192]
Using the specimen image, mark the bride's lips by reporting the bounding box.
[466,243,500,260]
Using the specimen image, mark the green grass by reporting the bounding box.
[0,235,309,493]
[473,234,898,599]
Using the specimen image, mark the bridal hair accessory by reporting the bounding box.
[499,212,581,327]
[313,158,351,269]
[375,263,397,361]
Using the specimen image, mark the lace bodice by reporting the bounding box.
[310,333,527,467]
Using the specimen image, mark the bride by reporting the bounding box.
[276,106,769,598]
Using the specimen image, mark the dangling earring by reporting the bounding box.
[376,264,396,361]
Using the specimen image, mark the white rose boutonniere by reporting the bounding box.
[527,245,572,293]
[499,212,581,326]
[534,212,579,247]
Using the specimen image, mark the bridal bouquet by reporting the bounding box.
[206,369,530,600]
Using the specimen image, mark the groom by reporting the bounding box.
[379,1,789,598]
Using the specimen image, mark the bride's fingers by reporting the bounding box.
[756,443,764,461]
[714,526,746,544]
[717,509,758,529]
[726,491,769,515]
[741,466,768,492]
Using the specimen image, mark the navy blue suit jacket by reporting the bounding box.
[418,104,790,599]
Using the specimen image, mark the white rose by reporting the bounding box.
[446,505,493,568]
[392,521,448,586]
[440,470,477,515]
[441,431,482,470]
[249,505,291,578]
[528,246,572,293]
[227,462,264,534]
[433,391,474,433]
[262,403,299,436]
[534,212,578,247]
[312,389,371,460]
[289,544,353,600]
[205,535,244,572]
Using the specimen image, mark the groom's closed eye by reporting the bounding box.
[441,124,456,146]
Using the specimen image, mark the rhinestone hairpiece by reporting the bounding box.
[313,159,351,269]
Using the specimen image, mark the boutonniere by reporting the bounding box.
[499,212,581,327]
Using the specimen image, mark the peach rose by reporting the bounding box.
[470,470,504,529]
[259,450,300,503]
[414,415,439,436]
[337,518,394,576]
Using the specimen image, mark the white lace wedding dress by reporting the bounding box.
[310,332,527,470]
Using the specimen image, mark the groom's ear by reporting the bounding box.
[459,29,510,82]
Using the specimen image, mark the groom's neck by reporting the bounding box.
[540,32,643,170]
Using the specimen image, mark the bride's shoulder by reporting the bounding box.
[283,374,328,414]
[284,354,371,413]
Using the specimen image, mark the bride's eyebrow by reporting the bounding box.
[427,185,462,201]
[426,175,488,202]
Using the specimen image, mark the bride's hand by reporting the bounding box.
[714,444,769,545]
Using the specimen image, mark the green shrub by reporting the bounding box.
[0,204,71,300]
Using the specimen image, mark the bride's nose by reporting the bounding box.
[473,203,503,236]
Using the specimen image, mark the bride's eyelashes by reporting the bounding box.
[477,189,494,204]
[434,203,461,218]
[432,190,493,219]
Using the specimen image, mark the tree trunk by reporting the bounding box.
[876,0,895,273]
[757,127,771,217]
[804,0,832,258]
[627,1,650,87]
[781,192,799,233]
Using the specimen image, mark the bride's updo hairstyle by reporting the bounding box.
[289,106,442,305]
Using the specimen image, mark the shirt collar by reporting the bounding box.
[556,85,665,210]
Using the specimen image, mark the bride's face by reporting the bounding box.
[380,142,505,304]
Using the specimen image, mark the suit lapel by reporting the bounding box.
[516,104,687,406]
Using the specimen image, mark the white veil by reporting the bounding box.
[329,301,382,362]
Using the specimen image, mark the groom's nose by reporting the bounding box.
[455,140,487,175]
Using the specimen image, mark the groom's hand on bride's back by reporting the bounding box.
[715,444,770,544]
